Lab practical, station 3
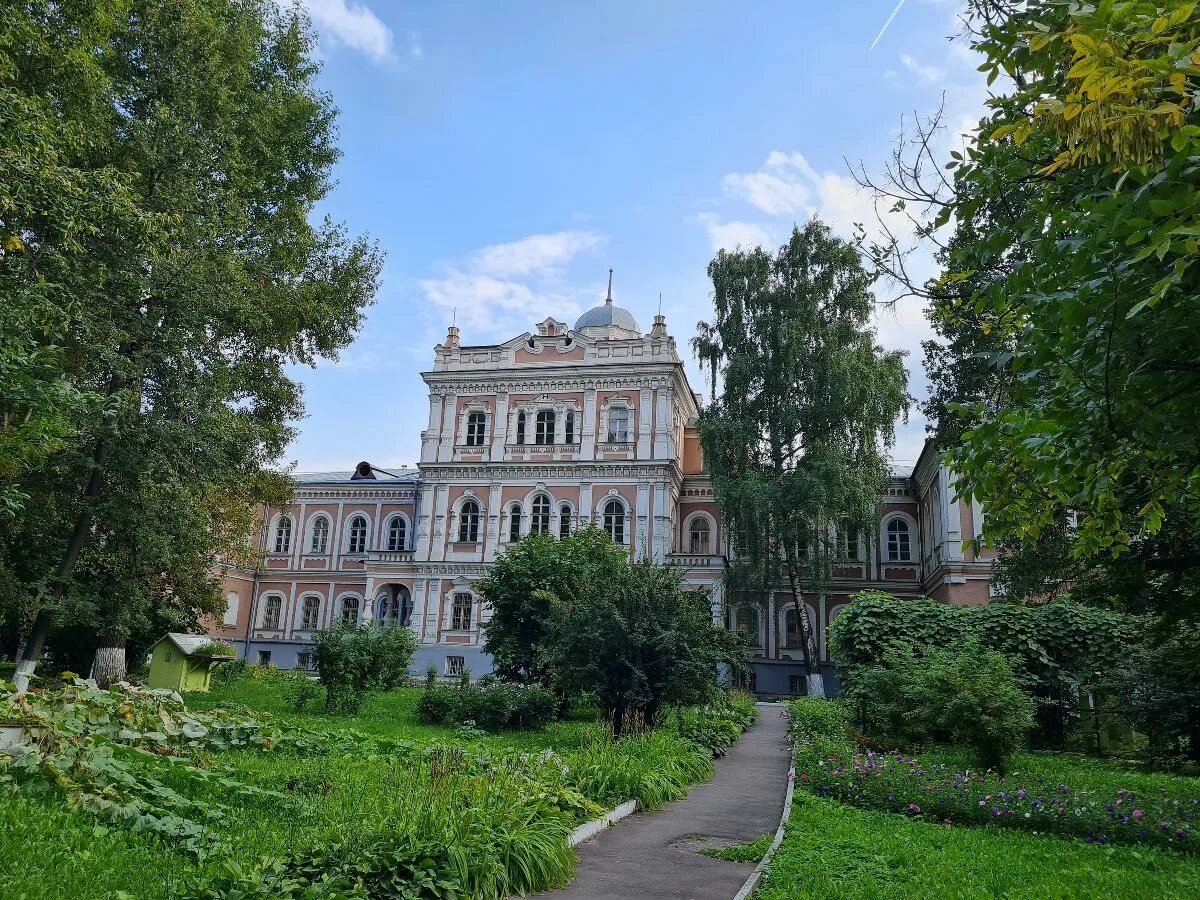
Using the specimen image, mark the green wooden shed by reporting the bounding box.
[147,633,234,693]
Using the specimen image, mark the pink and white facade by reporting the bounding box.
[207,296,993,692]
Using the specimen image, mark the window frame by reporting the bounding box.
[309,515,330,555]
[386,515,407,552]
[885,516,913,562]
[262,595,282,630]
[563,410,575,444]
[465,411,487,447]
[530,494,551,535]
[340,595,360,626]
[457,499,481,543]
[687,515,713,554]
[602,498,626,545]
[450,592,473,631]
[534,409,555,445]
[606,406,631,444]
[300,595,321,630]
[273,516,292,554]
[346,515,369,554]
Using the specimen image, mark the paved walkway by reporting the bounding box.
[538,705,792,900]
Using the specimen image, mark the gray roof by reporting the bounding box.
[161,633,225,656]
[294,467,418,484]
[574,300,640,333]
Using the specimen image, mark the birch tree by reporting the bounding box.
[695,220,910,697]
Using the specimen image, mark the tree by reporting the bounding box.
[478,528,629,685]
[313,622,419,714]
[0,1,382,690]
[694,220,911,696]
[540,556,742,735]
[859,1,1200,602]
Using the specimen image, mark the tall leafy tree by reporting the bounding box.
[0,0,382,689]
[694,220,911,697]
[862,1,1200,606]
[541,556,742,735]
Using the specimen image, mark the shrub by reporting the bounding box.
[313,623,418,714]
[268,668,321,713]
[677,690,758,757]
[845,641,1035,772]
[415,681,558,732]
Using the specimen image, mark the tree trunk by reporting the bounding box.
[785,558,825,699]
[91,646,127,686]
[13,434,109,695]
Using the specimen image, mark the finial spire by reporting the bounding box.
[658,292,663,315]
[606,268,613,305]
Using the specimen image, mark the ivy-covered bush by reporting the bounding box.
[415,681,558,732]
[846,642,1034,771]
[788,698,1199,854]
[829,592,1137,746]
[313,623,418,714]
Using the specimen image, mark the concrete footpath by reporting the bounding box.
[537,705,792,900]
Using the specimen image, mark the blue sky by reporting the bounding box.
[287,0,987,472]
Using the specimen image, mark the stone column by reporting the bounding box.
[636,388,653,459]
[635,481,650,560]
[437,392,457,462]
[491,392,508,460]
[422,394,443,463]
[581,389,597,461]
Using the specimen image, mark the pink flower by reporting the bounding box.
[908,803,921,814]
[1132,809,1144,821]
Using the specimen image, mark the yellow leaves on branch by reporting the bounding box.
[997,2,1200,172]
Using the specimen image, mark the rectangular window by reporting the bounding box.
[445,655,465,676]
[257,650,272,666]
[564,411,575,444]
[789,675,808,696]
[607,407,630,443]
[451,593,473,631]
[297,650,314,670]
[535,410,555,445]
[465,412,486,446]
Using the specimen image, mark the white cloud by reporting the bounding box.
[900,53,945,85]
[418,231,608,338]
[695,214,771,252]
[407,31,423,60]
[721,151,818,216]
[299,0,394,62]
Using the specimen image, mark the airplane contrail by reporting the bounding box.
[869,0,909,51]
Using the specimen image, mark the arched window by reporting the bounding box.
[515,411,526,444]
[840,521,859,561]
[688,517,712,554]
[347,515,368,554]
[273,517,292,554]
[458,499,480,543]
[262,595,282,629]
[603,499,626,545]
[451,592,473,630]
[535,410,555,445]
[735,605,759,646]
[310,516,329,554]
[465,411,487,446]
[607,407,630,443]
[564,411,576,444]
[396,586,412,626]
[387,516,407,551]
[301,595,321,630]
[530,494,551,535]
[376,591,397,626]
[886,518,912,562]
[784,608,802,648]
[559,504,572,539]
[341,595,359,626]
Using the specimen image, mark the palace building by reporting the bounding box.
[207,291,994,694]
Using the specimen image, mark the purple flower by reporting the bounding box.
[1017,789,1027,800]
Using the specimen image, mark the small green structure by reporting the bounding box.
[147,633,234,693]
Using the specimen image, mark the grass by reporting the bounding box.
[185,675,600,752]
[756,792,1200,899]
[0,674,727,898]
[700,832,773,862]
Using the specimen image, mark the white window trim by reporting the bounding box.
[259,593,285,630]
[595,492,632,545]
[451,494,485,544]
[880,512,918,564]
[682,511,717,555]
[342,512,374,555]
[306,513,332,555]
[383,512,411,551]
[269,514,294,555]
[296,593,323,631]
[599,398,635,445]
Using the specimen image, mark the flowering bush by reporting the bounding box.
[678,690,757,757]
[789,698,1199,853]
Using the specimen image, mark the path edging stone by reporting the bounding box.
[731,707,796,900]
[568,799,638,848]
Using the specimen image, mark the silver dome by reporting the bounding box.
[574,300,640,334]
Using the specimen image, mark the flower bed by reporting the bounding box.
[789,698,1199,853]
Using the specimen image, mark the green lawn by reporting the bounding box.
[757,792,1200,899]
[0,674,722,899]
